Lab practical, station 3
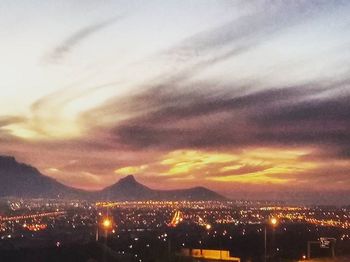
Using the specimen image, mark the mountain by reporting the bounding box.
[0,156,85,199]
[99,175,226,201]
[157,186,226,201]
[0,156,226,201]
[98,175,156,200]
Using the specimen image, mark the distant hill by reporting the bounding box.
[99,175,225,201]
[0,156,226,201]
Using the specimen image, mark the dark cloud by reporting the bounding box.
[104,81,350,161]
[257,93,350,123]
[254,89,350,151]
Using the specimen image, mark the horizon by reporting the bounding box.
[1,1,350,205]
[1,154,349,206]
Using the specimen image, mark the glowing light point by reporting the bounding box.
[270,217,278,226]
[102,218,112,229]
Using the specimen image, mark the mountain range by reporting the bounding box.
[0,156,225,201]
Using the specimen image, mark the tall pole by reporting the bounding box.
[96,226,99,241]
[264,226,267,262]
[271,227,276,261]
[265,217,277,262]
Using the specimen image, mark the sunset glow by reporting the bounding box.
[1,0,350,204]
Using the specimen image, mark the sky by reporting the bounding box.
[1,0,350,204]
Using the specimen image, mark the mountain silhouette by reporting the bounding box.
[0,156,226,201]
[99,175,156,200]
[0,156,85,198]
[99,174,225,201]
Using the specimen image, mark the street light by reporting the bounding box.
[102,217,113,239]
[264,217,278,262]
[96,217,113,241]
[201,223,211,250]
[270,218,278,226]
[102,218,112,229]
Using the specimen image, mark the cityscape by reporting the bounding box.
[1,1,350,261]
[1,197,350,261]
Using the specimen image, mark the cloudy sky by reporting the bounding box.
[1,0,350,204]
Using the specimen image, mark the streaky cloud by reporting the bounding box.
[0,116,26,127]
[106,80,350,160]
[45,15,124,63]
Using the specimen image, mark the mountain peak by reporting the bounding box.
[0,155,75,198]
[119,175,137,184]
[100,175,154,200]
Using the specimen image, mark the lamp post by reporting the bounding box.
[96,217,113,241]
[264,217,278,262]
[102,218,112,238]
[198,223,211,258]
[205,223,211,248]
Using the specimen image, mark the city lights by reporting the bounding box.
[1,199,350,261]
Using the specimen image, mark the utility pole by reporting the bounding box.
[264,217,278,262]
[95,226,99,241]
[264,226,267,262]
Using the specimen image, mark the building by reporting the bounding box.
[180,248,240,262]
